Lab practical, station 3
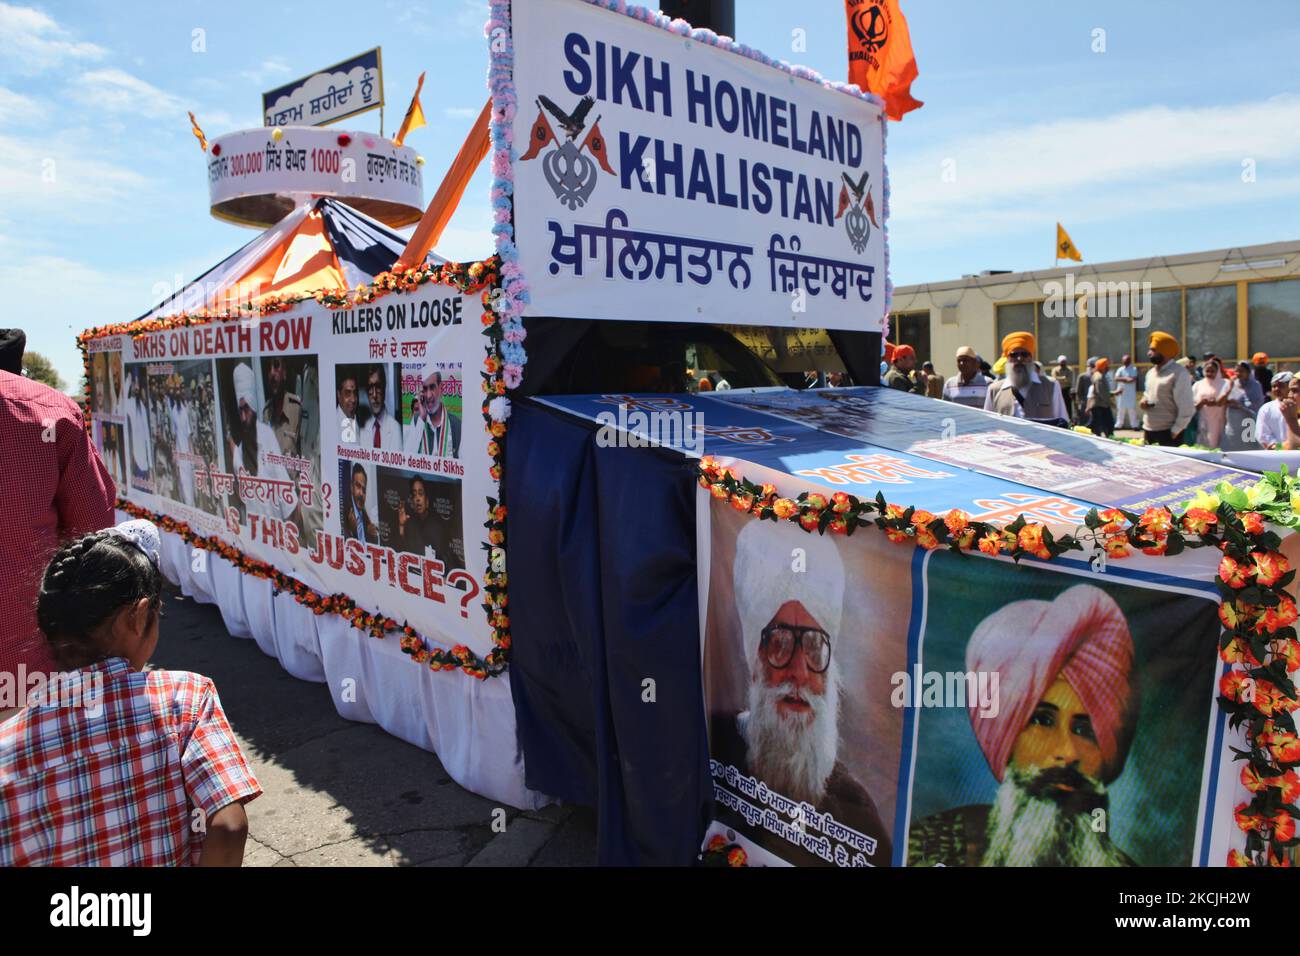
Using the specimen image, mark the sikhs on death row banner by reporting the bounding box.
[535,385,1260,867]
[510,0,886,333]
[82,282,495,658]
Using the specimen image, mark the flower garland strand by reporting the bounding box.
[78,260,509,680]
[699,457,1300,867]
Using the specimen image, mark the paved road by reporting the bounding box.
[152,588,598,866]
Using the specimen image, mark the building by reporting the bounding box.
[888,239,1300,377]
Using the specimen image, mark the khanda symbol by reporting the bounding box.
[835,170,879,254]
[519,93,617,211]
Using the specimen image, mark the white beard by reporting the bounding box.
[1008,363,1031,390]
[982,766,1127,867]
[743,659,840,805]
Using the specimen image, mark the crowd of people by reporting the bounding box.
[882,334,1299,451]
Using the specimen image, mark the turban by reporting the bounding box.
[733,518,844,667]
[883,342,896,363]
[1148,331,1179,360]
[964,584,1137,784]
[1095,357,1110,373]
[991,355,1007,377]
[232,362,257,411]
[1001,332,1035,358]
[893,344,915,362]
[1253,352,1269,365]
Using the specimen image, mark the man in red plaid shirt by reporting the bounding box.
[0,330,116,698]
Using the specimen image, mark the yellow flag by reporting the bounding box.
[1056,222,1082,262]
[393,72,427,147]
[187,111,207,152]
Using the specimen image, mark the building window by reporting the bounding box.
[891,311,930,365]
[1185,285,1237,362]
[1038,301,1080,367]
[1248,278,1300,360]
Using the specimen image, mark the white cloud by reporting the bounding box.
[888,94,1300,247]
[0,131,150,227]
[68,68,188,120]
[443,106,479,120]
[240,57,293,86]
[0,2,105,74]
[0,86,42,124]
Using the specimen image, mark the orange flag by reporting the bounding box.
[393,72,427,147]
[834,182,850,219]
[580,119,615,175]
[845,0,923,121]
[187,111,207,152]
[519,106,557,162]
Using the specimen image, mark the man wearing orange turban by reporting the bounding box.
[984,331,1070,425]
[1253,352,1274,393]
[908,585,1138,867]
[1140,332,1195,445]
[884,343,924,395]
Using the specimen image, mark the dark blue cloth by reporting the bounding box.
[505,400,711,865]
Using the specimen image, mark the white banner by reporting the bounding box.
[262,47,383,128]
[510,0,887,333]
[86,284,494,656]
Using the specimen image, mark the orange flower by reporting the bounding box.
[1220,635,1260,667]
[944,510,970,535]
[1219,555,1253,589]
[759,483,777,500]
[1181,507,1218,536]
[730,493,754,513]
[1252,550,1290,587]
[726,847,747,867]
[1141,537,1168,557]
[831,492,853,513]
[1103,534,1131,558]
[954,529,977,550]
[772,498,799,519]
[1219,601,1247,630]
[1269,811,1296,842]
[805,493,828,512]
[709,483,729,501]
[1138,507,1173,535]
[884,503,907,522]
[1226,849,1252,867]
[885,526,911,544]
[828,516,848,535]
[1017,523,1050,559]
[978,532,1004,556]
[707,835,727,851]
[1263,730,1300,763]
[911,509,936,528]
[1275,637,1300,672]
[799,512,820,532]
[916,528,940,549]
[1256,597,1299,635]
[1098,508,1126,532]
[1234,802,1265,833]
[1240,512,1266,534]
[1219,670,1252,704]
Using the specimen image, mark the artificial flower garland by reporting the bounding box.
[78,258,514,680]
[699,456,1300,867]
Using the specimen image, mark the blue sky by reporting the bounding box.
[4,0,1299,391]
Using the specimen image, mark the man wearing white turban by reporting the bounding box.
[225,362,296,523]
[711,519,891,866]
[908,584,1139,867]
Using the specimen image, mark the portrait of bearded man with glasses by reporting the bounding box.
[709,519,892,866]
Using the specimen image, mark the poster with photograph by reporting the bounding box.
[703,501,909,867]
[902,551,1223,867]
[94,281,496,657]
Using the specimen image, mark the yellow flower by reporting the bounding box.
[1188,489,1221,513]
[1291,491,1300,513]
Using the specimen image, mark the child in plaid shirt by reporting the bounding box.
[0,520,261,866]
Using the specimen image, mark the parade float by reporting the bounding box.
[78,0,1297,867]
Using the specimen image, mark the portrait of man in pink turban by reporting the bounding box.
[909,584,1140,867]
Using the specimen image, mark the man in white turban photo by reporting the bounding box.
[908,584,1139,867]
[711,519,891,866]
[225,362,297,523]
